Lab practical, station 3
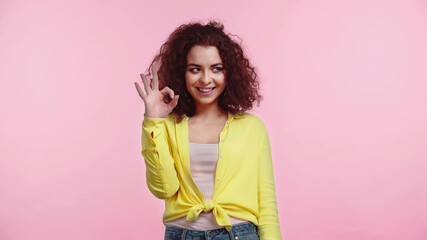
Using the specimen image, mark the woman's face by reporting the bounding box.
[185,45,226,108]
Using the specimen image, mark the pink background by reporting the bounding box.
[1,0,427,239]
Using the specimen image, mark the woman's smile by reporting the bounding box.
[196,87,216,95]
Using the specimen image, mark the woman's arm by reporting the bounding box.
[135,68,181,199]
[257,126,282,239]
[141,116,180,199]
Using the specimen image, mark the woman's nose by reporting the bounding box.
[200,71,211,84]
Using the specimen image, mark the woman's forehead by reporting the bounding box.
[186,45,222,65]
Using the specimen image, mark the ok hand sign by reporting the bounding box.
[134,68,179,118]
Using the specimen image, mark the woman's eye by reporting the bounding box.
[189,68,200,73]
[213,67,223,72]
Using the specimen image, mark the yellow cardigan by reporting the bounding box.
[141,112,282,239]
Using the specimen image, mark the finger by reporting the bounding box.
[134,82,146,100]
[160,86,175,99]
[140,73,151,93]
[170,95,179,108]
[151,67,159,90]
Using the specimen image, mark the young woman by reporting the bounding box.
[135,21,282,240]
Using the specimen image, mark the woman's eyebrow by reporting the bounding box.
[186,63,223,67]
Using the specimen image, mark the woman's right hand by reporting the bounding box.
[134,67,179,118]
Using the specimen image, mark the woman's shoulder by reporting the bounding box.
[232,112,267,130]
[165,113,189,126]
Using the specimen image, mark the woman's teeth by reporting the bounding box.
[198,88,214,92]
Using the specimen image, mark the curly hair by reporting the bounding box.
[147,20,262,122]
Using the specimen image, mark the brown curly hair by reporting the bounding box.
[147,20,262,122]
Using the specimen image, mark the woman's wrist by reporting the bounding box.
[144,111,167,119]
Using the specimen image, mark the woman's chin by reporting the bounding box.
[194,98,220,107]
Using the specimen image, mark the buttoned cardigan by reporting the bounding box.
[141,112,282,239]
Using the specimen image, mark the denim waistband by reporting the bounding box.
[165,222,258,240]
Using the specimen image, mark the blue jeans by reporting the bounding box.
[164,222,259,240]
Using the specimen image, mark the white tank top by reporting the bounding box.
[164,142,248,230]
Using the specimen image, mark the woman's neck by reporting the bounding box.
[193,102,227,120]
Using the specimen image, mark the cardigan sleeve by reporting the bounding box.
[257,125,282,239]
[141,117,180,199]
